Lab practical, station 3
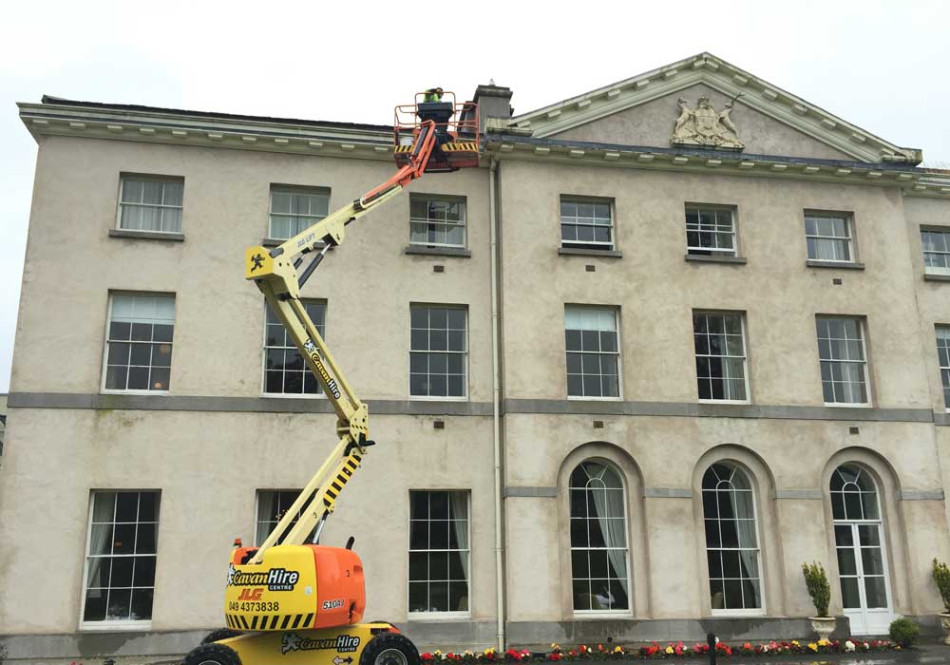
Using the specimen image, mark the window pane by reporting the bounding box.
[686,207,736,256]
[84,491,158,623]
[694,313,747,401]
[806,214,853,261]
[561,197,614,249]
[410,307,467,398]
[816,317,867,404]
[106,295,174,392]
[409,196,466,248]
[408,491,469,614]
[569,461,629,613]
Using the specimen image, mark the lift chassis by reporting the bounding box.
[181,95,479,665]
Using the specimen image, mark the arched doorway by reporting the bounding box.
[830,464,894,634]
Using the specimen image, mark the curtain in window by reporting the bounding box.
[256,491,277,545]
[729,490,759,606]
[451,491,469,609]
[87,492,116,599]
[590,474,629,597]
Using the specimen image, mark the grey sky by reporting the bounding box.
[1,0,948,392]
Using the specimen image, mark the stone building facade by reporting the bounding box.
[4,53,950,661]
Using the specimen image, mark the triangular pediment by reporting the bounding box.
[508,53,920,165]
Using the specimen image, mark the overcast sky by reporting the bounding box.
[1,0,948,393]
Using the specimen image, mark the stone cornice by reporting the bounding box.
[484,134,949,197]
[509,52,921,165]
[19,98,946,197]
[18,100,399,162]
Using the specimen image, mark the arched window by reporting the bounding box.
[569,460,629,611]
[830,464,891,634]
[830,465,879,520]
[702,463,762,611]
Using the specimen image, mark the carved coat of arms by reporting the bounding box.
[671,95,744,150]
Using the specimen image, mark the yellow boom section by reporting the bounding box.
[242,119,442,565]
[243,189,405,565]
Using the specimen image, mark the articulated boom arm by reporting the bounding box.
[243,121,440,564]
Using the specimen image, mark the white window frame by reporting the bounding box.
[407,489,471,619]
[409,194,467,249]
[268,186,330,241]
[261,300,327,399]
[702,464,766,617]
[565,305,622,401]
[79,490,160,631]
[409,304,468,401]
[686,204,738,257]
[569,460,632,617]
[693,311,750,405]
[805,211,855,263]
[100,292,175,395]
[816,316,871,407]
[921,227,950,276]
[116,174,184,234]
[936,326,950,412]
[829,465,894,629]
[560,196,615,251]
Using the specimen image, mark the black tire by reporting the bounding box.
[182,643,242,665]
[359,632,420,665]
[200,628,241,645]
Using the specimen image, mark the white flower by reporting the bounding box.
[844,640,855,652]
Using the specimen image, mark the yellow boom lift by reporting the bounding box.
[180,92,479,665]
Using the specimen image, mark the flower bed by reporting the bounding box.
[419,639,901,662]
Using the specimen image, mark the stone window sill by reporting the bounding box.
[109,229,184,242]
[404,245,472,258]
[558,247,623,259]
[924,272,950,282]
[806,259,865,270]
[684,254,746,265]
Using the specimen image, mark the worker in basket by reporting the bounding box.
[418,86,454,148]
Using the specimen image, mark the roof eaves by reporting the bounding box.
[39,95,393,133]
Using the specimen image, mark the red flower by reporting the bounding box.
[421,655,433,662]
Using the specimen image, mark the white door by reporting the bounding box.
[831,466,894,636]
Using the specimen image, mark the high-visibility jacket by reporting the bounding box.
[424,90,442,103]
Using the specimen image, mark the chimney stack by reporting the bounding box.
[473,83,513,135]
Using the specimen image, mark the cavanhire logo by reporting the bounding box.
[227,563,300,591]
[281,633,361,655]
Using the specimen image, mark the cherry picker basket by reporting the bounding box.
[394,91,479,172]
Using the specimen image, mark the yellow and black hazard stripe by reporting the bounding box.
[394,145,413,153]
[227,612,314,631]
[321,452,362,511]
[441,141,479,152]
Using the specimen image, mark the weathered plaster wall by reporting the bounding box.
[11,135,492,401]
[497,159,928,408]
[0,409,496,633]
